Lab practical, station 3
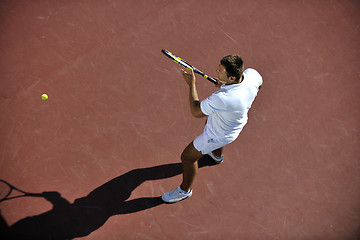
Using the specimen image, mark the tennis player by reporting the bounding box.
[161,55,263,203]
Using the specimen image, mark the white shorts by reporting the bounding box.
[193,131,234,155]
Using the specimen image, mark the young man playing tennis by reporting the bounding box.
[161,55,263,203]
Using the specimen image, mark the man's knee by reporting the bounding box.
[181,150,192,163]
[181,142,202,163]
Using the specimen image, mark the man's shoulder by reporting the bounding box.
[244,68,263,87]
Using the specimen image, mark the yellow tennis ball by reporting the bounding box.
[41,94,48,100]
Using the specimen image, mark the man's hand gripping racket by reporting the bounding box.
[161,49,219,85]
[181,68,196,86]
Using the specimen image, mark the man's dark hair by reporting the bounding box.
[220,55,244,81]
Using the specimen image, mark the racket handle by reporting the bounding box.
[205,76,218,85]
[193,69,218,85]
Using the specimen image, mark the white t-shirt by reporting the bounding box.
[200,68,262,140]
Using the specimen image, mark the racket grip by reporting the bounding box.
[206,76,218,85]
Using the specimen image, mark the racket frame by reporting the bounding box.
[0,179,42,202]
[161,49,218,84]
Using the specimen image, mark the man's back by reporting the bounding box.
[200,68,262,139]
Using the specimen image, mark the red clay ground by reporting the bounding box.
[0,0,359,239]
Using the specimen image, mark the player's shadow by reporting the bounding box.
[2,156,217,240]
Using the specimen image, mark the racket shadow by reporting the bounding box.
[3,156,217,240]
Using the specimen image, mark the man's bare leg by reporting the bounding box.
[212,147,223,158]
[180,142,204,192]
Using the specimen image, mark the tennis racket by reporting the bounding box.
[0,179,43,202]
[161,49,218,85]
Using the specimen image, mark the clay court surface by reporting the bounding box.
[1,0,359,239]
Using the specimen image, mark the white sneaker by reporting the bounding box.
[161,186,192,203]
[208,151,224,164]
